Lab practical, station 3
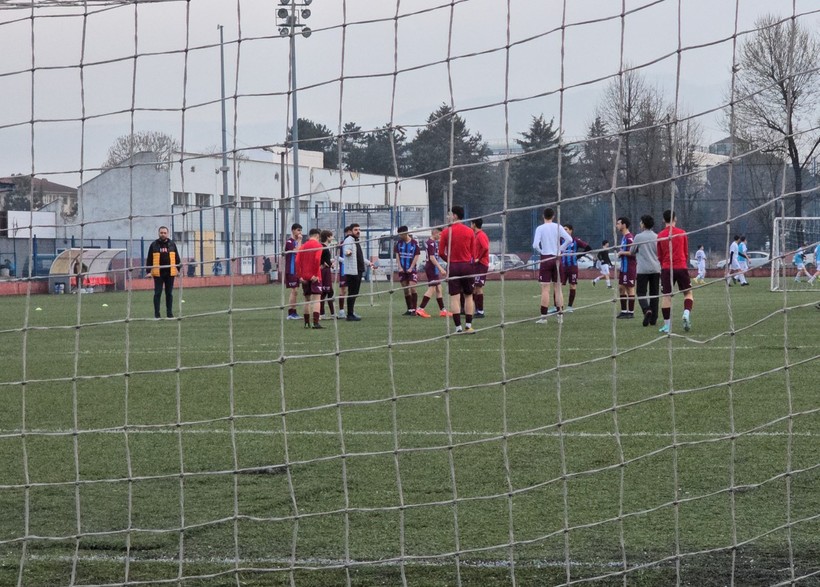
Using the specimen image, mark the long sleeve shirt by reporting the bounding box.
[532,222,572,256]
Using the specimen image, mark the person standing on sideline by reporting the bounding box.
[146,225,181,319]
[284,223,303,319]
[296,228,324,329]
[694,244,707,285]
[416,226,450,318]
[342,223,371,321]
[559,223,592,312]
[532,207,572,324]
[336,225,352,318]
[471,218,490,319]
[591,241,613,287]
[615,217,637,319]
[657,209,694,333]
[439,205,477,334]
[633,215,661,327]
[394,226,421,316]
[212,258,223,276]
[319,230,336,319]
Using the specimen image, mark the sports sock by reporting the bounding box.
[684,298,693,312]
[568,289,576,307]
[662,307,671,320]
[420,295,430,309]
[436,297,445,310]
[411,292,418,309]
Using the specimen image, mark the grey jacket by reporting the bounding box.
[632,229,661,274]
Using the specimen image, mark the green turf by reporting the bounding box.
[0,278,818,586]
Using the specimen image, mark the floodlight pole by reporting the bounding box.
[218,24,231,275]
[289,7,302,226]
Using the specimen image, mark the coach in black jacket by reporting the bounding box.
[146,226,181,319]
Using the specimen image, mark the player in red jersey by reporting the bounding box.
[471,218,490,319]
[656,209,694,333]
[283,223,303,319]
[295,228,324,329]
[439,205,476,333]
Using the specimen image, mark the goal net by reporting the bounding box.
[771,217,820,291]
[2,2,819,586]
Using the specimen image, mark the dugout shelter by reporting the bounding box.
[48,248,127,293]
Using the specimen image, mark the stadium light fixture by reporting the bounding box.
[275,0,316,225]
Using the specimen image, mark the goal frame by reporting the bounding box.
[770,216,820,291]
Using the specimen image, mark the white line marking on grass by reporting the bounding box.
[0,428,810,439]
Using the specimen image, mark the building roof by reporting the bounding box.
[0,176,77,194]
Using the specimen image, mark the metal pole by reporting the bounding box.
[289,3,301,226]
[218,25,232,275]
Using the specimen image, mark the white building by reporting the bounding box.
[69,151,429,272]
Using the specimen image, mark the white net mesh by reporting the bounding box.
[1,1,820,586]
[771,217,820,291]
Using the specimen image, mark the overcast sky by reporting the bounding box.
[1,0,818,187]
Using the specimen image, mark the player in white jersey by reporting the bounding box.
[532,207,572,323]
[726,235,747,285]
[694,244,707,284]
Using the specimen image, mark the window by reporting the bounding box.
[195,193,211,208]
[261,233,274,244]
[173,191,188,206]
[221,194,235,206]
[259,198,274,210]
[240,197,254,209]
[299,200,310,213]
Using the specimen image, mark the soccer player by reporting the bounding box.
[559,223,592,312]
[633,215,661,327]
[146,225,181,319]
[657,209,694,333]
[591,241,613,288]
[694,244,707,285]
[284,223,303,319]
[809,242,820,285]
[319,230,336,319]
[532,207,572,323]
[336,225,352,318]
[615,216,637,319]
[738,236,750,285]
[793,248,811,282]
[416,227,450,318]
[471,218,490,318]
[296,228,324,329]
[439,205,476,334]
[395,226,421,315]
[726,234,747,286]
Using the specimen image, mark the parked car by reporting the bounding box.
[716,250,770,270]
[488,254,526,272]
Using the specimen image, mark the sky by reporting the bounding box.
[1,0,818,187]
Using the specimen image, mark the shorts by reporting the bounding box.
[338,272,347,288]
[321,267,334,294]
[446,262,475,296]
[618,266,636,287]
[301,280,323,297]
[538,255,560,283]
[397,270,418,284]
[285,274,299,289]
[473,262,489,287]
[661,268,692,294]
[598,263,611,275]
[424,264,441,286]
[560,265,578,286]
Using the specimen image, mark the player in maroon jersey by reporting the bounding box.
[416,227,450,318]
[615,217,637,319]
[283,223,303,319]
[296,228,324,329]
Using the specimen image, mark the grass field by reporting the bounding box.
[0,278,819,586]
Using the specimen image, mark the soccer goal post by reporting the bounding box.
[770,217,820,291]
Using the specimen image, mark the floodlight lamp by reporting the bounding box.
[279,0,290,4]
[279,27,290,36]
[303,0,312,5]
[277,8,288,18]
[301,27,312,38]
[301,8,311,18]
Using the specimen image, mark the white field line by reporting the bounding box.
[0,428,811,438]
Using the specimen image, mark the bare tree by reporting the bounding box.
[732,14,820,221]
[671,115,705,224]
[102,131,180,169]
[598,68,673,221]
